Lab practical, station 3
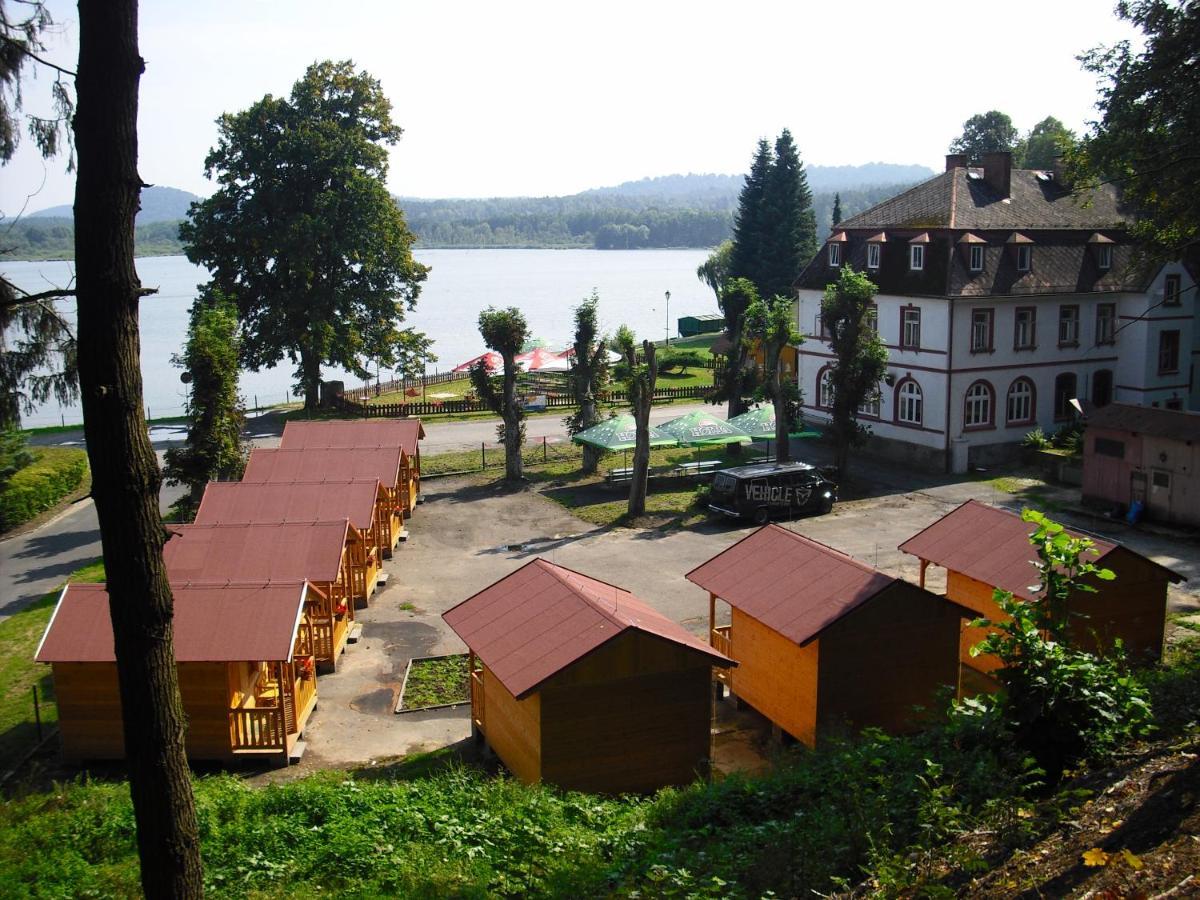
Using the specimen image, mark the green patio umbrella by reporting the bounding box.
[658,410,752,446]
[727,405,822,460]
[572,413,678,451]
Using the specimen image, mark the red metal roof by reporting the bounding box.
[36,581,310,663]
[280,419,425,455]
[898,499,1184,602]
[243,447,402,488]
[686,524,897,645]
[195,480,380,531]
[443,558,733,699]
[163,521,351,584]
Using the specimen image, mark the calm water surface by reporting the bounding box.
[2,248,716,427]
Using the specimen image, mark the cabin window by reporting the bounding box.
[818,367,835,409]
[829,243,842,267]
[1006,377,1035,425]
[969,244,985,272]
[901,306,921,349]
[1095,303,1116,345]
[867,243,881,269]
[964,381,994,428]
[1054,372,1078,420]
[1097,244,1113,270]
[910,244,925,271]
[1016,244,1032,272]
[1158,330,1180,373]
[1014,307,1036,349]
[1094,437,1125,459]
[1164,273,1181,306]
[896,379,922,425]
[1058,305,1080,346]
[970,308,994,352]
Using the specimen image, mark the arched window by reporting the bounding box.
[895,378,923,425]
[1054,372,1078,420]
[1006,377,1035,425]
[817,367,835,409]
[857,389,881,419]
[964,380,994,428]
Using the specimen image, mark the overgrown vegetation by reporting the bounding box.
[399,654,470,709]
[0,445,89,532]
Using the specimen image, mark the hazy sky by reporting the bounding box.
[2,0,1139,216]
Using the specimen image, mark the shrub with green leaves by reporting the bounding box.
[0,446,88,531]
[1022,427,1050,449]
[0,429,35,487]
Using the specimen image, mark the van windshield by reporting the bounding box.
[712,473,736,493]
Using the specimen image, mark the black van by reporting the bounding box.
[708,462,837,524]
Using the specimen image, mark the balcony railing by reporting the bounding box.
[230,706,285,750]
[711,625,732,685]
[470,670,484,730]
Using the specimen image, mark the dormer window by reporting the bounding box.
[828,243,841,267]
[910,244,924,271]
[1016,245,1031,272]
[1097,245,1112,270]
[1164,274,1181,306]
[867,243,881,269]
[969,244,985,272]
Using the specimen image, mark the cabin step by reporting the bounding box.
[416,494,424,504]
[376,572,390,586]
[289,740,307,763]
[348,623,364,644]
[397,528,410,543]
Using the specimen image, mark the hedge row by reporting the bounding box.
[0,447,90,532]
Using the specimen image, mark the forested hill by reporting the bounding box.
[27,185,200,224]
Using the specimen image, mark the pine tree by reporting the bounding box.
[831,193,843,228]
[729,139,772,284]
[760,129,818,301]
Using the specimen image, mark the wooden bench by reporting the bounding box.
[673,460,722,478]
[606,467,634,484]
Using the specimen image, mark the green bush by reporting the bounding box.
[1022,427,1050,449]
[0,429,35,487]
[658,350,707,374]
[0,447,89,532]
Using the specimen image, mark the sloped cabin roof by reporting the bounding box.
[796,164,1151,297]
[195,480,381,532]
[36,581,312,663]
[163,521,352,585]
[242,447,403,489]
[898,500,1185,603]
[1085,402,1200,444]
[280,419,425,456]
[443,558,733,699]
[687,524,911,645]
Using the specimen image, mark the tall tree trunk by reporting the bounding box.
[300,346,321,411]
[580,392,601,474]
[501,351,523,481]
[726,318,748,420]
[627,341,657,518]
[768,342,791,463]
[74,2,204,896]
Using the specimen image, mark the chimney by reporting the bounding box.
[1051,153,1071,189]
[982,151,1012,197]
[945,153,968,171]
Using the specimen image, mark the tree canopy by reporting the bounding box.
[948,110,1019,163]
[743,289,802,462]
[181,60,429,409]
[470,306,529,481]
[1019,116,1075,169]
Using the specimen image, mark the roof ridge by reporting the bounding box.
[535,559,631,630]
[766,524,895,581]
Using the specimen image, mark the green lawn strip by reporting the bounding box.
[399,654,470,709]
[0,446,91,533]
[0,560,106,772]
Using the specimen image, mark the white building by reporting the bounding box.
[795,152,1198,472]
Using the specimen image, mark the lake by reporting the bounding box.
[1,248,717,427]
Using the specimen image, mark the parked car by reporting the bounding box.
[708,462,837,524]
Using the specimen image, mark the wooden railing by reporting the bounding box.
[294,671,317,722]
[230,707,285,750]
[311,622,335,662]
[470,671,484,730]
[294,623,314,659]
[711,625,732,685]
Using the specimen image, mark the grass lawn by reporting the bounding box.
[399,654,470,709]
[0,559,105,772]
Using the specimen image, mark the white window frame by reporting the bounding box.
[1097,245,1112,270]
[1095,303,1116,345]
[1006,378,1033,424]
[896,380,922,425]
[1016,245,1032,272]
[910,244,925,271]
[970,309,993,352]
[857,389,881,418]
[1014,307,1036,349]
[829,243,841,267]
[818,368,835,409]
[867,243,881,269]
[1058,305,1080,346]
[901,307,921,349]
[964,382,992,428]
[969,244,984,272]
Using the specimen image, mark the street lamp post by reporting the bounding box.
[664,290,671,346]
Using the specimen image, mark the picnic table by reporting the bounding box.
[606,467,634,484]
[673,460,722,478]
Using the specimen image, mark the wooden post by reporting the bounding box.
[708,592,716,644]
[32,685,42,741]
[919,559,929,590]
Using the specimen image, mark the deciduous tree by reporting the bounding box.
[695,239,732,306]
[616,325,657,518]
[744,290,803,463]
[1019,116,1074,169]
[181,60,428,410]
[820,267,887,477]
[948,110,1019,163]
[470,307,528,482]
[714,277,758,419]
[564,291,608,474]
[73,0,203,893]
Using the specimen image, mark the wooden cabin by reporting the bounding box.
[279,418,424,516]
[36,580,320,766]
[686,524,967,746]
[194,479,384,598]
[164,520,360,669]
[242,447,408,555]
[443,558,734,794]
[899,500,1185,687]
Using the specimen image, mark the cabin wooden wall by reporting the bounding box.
[537,632,714,794]
[729,607,819,746]
[946,570,1004,674]
[480,666,541,784]
[818,583,962,735]
[54,661,236,762]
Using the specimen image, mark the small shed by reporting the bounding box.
[194,479,384,598]
[443,558,734,794]
[242,447,408,554]
[899,500,1184,685]
[163,520,360,669]
[687,525,966,746]
[279,419,424,515]
[1082,403,1200,527]
[36,580,319,765]
[678,313,725,337]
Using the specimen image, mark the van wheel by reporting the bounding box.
[753,506,770,525]
[819,496,833,515]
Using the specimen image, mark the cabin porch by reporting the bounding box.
[229,659,318,763]
[346,531,382,604]
[708,593,733,687]
[400,453,420,514]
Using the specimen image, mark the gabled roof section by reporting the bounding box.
[1086,402,1200,444]
[36,581,310,663]
[686,524,897,645]
[443,558,732,699]
[898,500,1184,602]
[163,521,351,584]
[280,419,425,455]
[195,480,380,531]
[243,447,402,488]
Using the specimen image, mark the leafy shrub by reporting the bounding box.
[0,446,89,531]
[1051,423,1084,456]
[0,429,35,487]
[1022,427,1051,449]
[658,350,707,374]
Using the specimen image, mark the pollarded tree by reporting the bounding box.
[948,110,1019,163]
[564,291,609,474]
[714,277,759,419]
[470,306,529,482]
[616,325,657,518]
[821,267,888,477]
[181,60,429,410]
[163,291,247,521]
[760,128,818,301]
[744,291,803,463]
